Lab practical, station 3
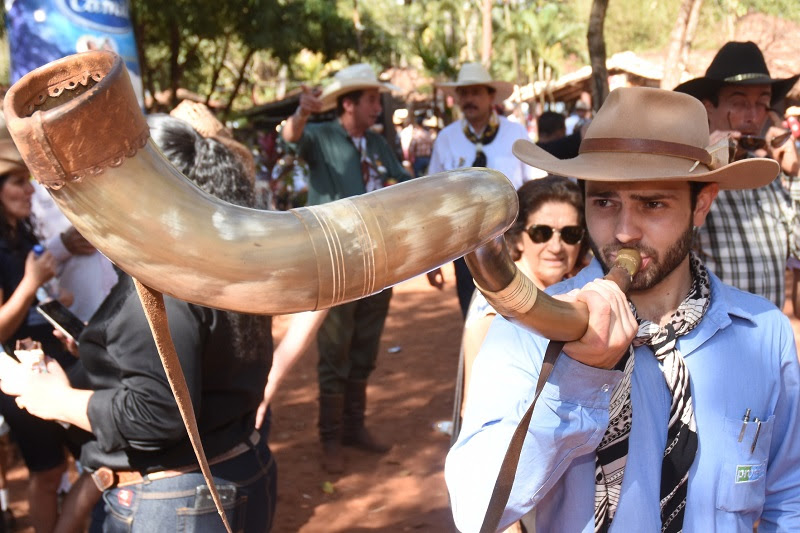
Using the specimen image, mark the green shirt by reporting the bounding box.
[293,120,411,206]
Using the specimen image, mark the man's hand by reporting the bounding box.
[52,329,79,358]
[426,268,445,290]
[765,114,799,176]
[295,85,323,120]
[556,279,637,370]
[282,85,323,143]
[60,227,96,256]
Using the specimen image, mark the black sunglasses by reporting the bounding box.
[525,225,585,245]
[737,132,792,151]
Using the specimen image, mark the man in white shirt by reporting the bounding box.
[427,62,544,316]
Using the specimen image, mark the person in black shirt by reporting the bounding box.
[1,115,277,531]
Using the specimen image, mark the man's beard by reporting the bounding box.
[590,225,694,291]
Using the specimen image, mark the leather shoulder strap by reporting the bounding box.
[133,279,233,533]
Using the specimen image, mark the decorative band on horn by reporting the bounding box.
[579,138,712,166]
[474,268,538,316]
[294,198,381,309]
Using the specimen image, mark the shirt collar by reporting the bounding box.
[463,111,498,137]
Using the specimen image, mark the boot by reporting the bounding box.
[342,379,390,453]
[319,394,345,474]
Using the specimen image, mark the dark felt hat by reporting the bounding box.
[673,41,800,107]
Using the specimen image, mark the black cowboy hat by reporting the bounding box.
[673,41,800,107]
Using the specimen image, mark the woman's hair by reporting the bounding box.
[146,114,269,361]
[147,114,255,208]
[0,173,36,249]
[506,175,588,262]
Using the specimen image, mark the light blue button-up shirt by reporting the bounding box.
[446,259,800,532]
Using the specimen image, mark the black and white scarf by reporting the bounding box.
[595,252,710,533]
[462,111,499,167]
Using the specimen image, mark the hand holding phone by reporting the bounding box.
[36,300,85,345]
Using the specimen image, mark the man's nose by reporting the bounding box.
[614,207,642,243]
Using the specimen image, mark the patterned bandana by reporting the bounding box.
[462,111,500,167]
[594,252,710,533]
[350,135,390,192]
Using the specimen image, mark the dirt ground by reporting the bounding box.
[6,266,800,532]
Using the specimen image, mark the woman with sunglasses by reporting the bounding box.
[459,175,587,410]
[449,176,587,532]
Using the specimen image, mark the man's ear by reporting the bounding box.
[693,182,719,227]
[341,97,355,114]
[702,99,716,115]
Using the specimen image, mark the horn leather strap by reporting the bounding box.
[133,280,233,533]
[579,137,712,166]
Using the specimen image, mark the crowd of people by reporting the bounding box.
[0,38,797,533]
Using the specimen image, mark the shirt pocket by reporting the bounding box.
[715,415,774,513]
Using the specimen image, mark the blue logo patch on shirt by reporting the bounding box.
[735,464,765,483]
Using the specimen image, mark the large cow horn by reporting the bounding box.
[3,51,518,314]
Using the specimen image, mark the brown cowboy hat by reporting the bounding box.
[673,41,800,107]
[513,87,778,190]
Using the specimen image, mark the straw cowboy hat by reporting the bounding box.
[673,41,800,107]
[437,62,514,104]
[318,64,401,112]
[512,87,778,190]
[0,114,26,176]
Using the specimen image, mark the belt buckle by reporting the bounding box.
[91,466,116,491]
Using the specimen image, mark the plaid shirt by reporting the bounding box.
[409,126,433,159]
[694,175,799,308]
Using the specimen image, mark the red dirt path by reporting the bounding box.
[6,266,800,532]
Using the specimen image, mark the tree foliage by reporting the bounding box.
[130,0,388,113]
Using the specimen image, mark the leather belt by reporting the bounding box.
[91,429,260,492]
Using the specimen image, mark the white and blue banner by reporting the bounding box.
[6,0,143,106]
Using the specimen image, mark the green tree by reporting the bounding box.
[497,1,586,84]
[130,0,392,114]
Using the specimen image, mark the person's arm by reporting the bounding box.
[281,85,323,144]
[446,315,625,530]
[0,250,57,342]
[758,316,800,529]
[255,309,328,429]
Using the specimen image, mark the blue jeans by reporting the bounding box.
[98,439,276,532]
[412,156,430,178]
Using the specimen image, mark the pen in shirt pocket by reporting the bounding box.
[750,418,762,455]
[738,408,751,442]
